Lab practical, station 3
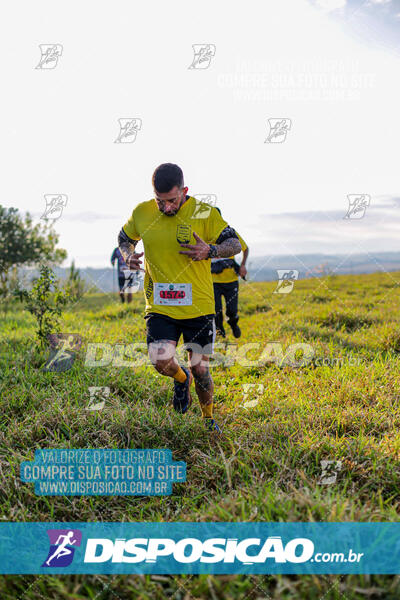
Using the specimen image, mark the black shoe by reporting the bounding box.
[230,323,241,338]
[216,327,226,338]
[173,367,192,414]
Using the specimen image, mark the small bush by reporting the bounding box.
[14,264,70,347]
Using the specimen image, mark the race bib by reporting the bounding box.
[154,283,192,306]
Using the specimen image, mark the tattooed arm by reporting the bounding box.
[213,226,241,258]
[118,228,144,270]
[178,226,241,261]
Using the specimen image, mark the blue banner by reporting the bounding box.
[0,522,399,574]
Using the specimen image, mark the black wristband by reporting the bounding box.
[207,244,218,259]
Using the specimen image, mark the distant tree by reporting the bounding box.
[64,260,86,301]
[0,206,67,300]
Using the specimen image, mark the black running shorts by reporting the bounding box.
[118,274,125,291]
[145,313,216,355]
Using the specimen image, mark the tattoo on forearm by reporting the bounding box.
[216,237,241,258]
[118,228,138,261]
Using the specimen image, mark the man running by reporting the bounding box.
[211,210,249,338]
[45,531,77,566]
[118,163,241,433]
[111,246,133,303]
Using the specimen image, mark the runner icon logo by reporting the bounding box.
[274,270,299,294]
[41,194,68,223]
[344,194,370,219]
[86,386,110,411]
[192,194,217,219]
[188,44,216,70]
[114,118,142,144]
[43,333,82,372]
[42,529,82,567]
[265,118,292,143]
[35,44,63,69]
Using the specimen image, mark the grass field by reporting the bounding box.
[1,271,400,599]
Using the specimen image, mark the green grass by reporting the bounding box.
[1,271,400,598]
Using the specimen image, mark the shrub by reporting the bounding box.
[14,264,70,347]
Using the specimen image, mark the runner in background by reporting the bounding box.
[111,247,132,303]
[211,208,249,338]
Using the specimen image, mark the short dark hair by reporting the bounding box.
[152,163,184,193]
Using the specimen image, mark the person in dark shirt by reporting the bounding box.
[111,247,133,303]
[211,208,249,338]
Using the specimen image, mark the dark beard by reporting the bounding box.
[158,196,186,216]
[159,208,178,217]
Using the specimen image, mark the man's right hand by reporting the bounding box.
[125,252,144,271]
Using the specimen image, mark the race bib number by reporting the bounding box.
[154,283,192,306]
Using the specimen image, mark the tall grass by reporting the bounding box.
[1,271,400,598]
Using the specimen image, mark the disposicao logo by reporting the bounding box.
[42,529,82,567]
[83,536,314,564]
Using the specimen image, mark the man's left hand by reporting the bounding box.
[179,232,211,261]
[239,265,247,279]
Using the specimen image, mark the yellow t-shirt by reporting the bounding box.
[123,197,228,319]
[211,233,248,284]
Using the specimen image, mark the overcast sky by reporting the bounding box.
[1,0,399,266]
